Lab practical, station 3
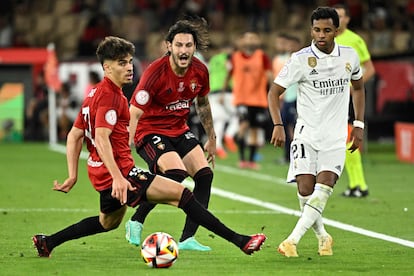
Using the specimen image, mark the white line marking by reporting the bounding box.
[0,208,279,215]
[48,144,414,248]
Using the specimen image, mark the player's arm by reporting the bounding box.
[129,104,144,146]
[268,83,286,148]
[362,59,375,83]
[53,126,84,193]
[195,94,216,166]
[220,59,233,105]
[349,77,365,153]
[95,127,136,204]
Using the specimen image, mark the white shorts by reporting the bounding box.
[286,139,345,183]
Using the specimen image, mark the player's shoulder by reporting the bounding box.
[192,56,209,72]
[338,44,359,57]
[291,46,313,60]
[146,55,168,70]
[344,29,364,41]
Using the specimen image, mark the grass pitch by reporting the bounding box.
[0,142,413,275]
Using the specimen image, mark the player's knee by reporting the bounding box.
[178,187,194,209]
[101,219,121,231]
[193,167,213,185]
[163,169,189,183]
[297,186,314,197]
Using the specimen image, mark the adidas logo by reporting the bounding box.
[335,165,342,172]
[310,69,318,75]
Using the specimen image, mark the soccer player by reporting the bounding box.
[208,43,238,159]
[223,31,273,169]
[32,36,266,258]
[125,17,216,251]
[271,33,301,164]
[334,4,375,198]
[268,7,365,257]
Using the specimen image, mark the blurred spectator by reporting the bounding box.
[369,7,393,55]
[57,82,79,141]
[246,0,272,33]
[183,0,208,18]
[123,11,148,60]
[207,43,238,159]
[224,31,273,169]
[102,0,126,18]
[132,0,173,32]
[0,119,22,142]
[84,70,101,99]
[25,71,49,141]
[71,0,100,16]
[272,33,301,164]
[12,31,30,47]
[0,14,13,47]
[77,13,113,57]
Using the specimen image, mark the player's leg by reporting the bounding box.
[33,191,127,257]
[146,175,266,255]
[343,145,368,197]
[210,93,228,158]
[126,139,186,245]
[246,107,267,169]
[278,143,340,257]
[235,106,249,167]
[223,93,238,152]
[180,144,213,251]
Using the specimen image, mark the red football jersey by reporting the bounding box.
[130,55,210,143]
[74,77,135,191]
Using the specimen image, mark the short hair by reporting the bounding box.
[96,36,135,65]
[310,7,340,28]
[165,16,209,51]
[333,3,350,17]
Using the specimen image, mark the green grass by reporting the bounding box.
[0,142,413,275]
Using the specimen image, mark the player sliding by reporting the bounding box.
[32,35,266,258]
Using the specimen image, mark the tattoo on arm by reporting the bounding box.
[195,96,216,140]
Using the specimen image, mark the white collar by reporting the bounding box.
[311,40,340,58]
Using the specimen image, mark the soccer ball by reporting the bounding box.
[141,232,179,268]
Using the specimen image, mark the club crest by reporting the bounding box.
[345,62,352,73]
[190,79,197,92]
[308,57,317,68]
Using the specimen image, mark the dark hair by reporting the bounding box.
[333,3,350,17]
[310,7,339,28]
[89,71,101,83]
[96,36,135,65]
[165,16,209,51]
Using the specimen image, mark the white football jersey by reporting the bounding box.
[274,41,362,150]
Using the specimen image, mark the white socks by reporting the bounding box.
[297,193,328,238]
[288,183,333,244]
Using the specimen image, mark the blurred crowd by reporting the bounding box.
[1,0,414,61]
[1,0,414,143]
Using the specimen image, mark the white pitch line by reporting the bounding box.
[49,143,414,248]
[0,208,279,215]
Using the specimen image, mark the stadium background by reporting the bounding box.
[0,0,414,145]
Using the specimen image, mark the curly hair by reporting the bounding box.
[165,16,210,52]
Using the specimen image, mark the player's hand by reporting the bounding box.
[270,125,286,148]
[204,138,216,169]
[348,126,364,153]
[53,178,77,193]
[218,92,225,105]
[111,177,136,205]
